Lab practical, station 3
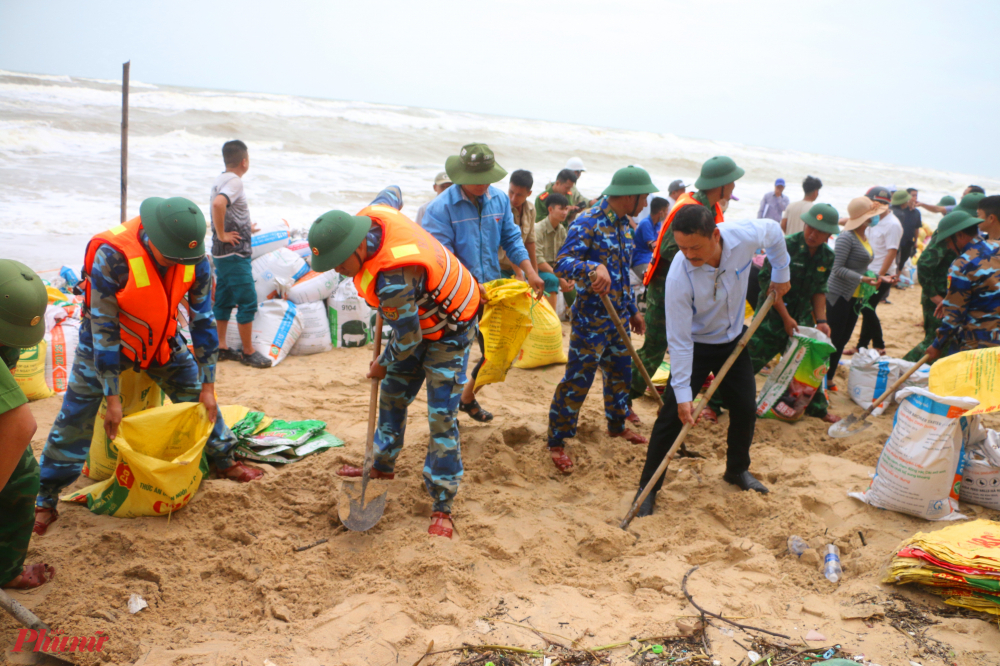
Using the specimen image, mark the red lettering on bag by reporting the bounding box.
[115,462,134,489]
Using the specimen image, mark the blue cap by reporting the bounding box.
[775,178,786,187]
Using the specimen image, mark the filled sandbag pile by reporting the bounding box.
[326,279,372,348]
[847,347,930,416]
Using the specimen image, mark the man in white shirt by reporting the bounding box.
[781,175,822,234]
[633,206,790,515]
[857,186,902,351]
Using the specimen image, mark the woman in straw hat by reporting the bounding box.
[824,196,888,389]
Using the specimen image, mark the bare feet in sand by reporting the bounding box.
[821,413,842,424]
[217,461,264,482]
[3,563,54,589]
[33,507,57,536]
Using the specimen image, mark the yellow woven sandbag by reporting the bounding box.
[13,342,53,401]
[514,299,567,369]
[929,347,1000,416]
[63,402,212,518]
[219,404,273,433]
[83,369,164,481]
[476,279,534,388]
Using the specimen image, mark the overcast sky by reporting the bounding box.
[2,0,997,177]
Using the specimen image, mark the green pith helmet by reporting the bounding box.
[890,189,911,206]
[930,210,981,248]
[138,197,207,265]
[802,203,840,235]
[937,195,957,206]
[601,166,660,196]
[0,259,48,348]
[956,191,986,215]
[445,142,508,185]
[694,156,745,191]
[308,210,373,272]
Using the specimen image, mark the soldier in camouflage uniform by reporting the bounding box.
[315,189,479,539]
[0,260,53,589]
[34,197,262,535]
[903,230,958,362]
[546,167,659,474]
[707,204,841,422]
[926,211,1000,361]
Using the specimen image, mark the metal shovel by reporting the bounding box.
[0,588,75,665]
[621,293,776,530]
[338,313,389,531]
[827,351,932,439]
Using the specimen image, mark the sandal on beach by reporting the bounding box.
[459,398,493,422]
[219,348,242,362]
[33,507,57,536]
[549,447,574,474]
[241,350,272,369]
[626,409,642,425]
[428,512,454,539]
[336,464,395,480]
[217,461,264,482]
[609,428,648,445]
[2,563,55,590]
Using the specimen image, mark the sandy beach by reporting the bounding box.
[3,283,998,666]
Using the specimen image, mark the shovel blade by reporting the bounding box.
[338,479,388,532]
[827,414,872,439]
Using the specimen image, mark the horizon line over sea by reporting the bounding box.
[1,68,997,274]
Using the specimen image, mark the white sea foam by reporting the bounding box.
[1,69,996,272]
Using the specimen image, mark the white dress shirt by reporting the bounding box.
[664,218,792,403]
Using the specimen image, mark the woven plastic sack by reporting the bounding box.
[849,387,975,520]
[961,422,1000,510]
[82,369,165,481]
[250,219,291,259]
[251,247,309,302]
[12,342,52,401]
[848,347,929,416]
[63,403,212,518]
[756,327,835,422]
[285,269,341,304]
[226,299,303,366]
[514,298,567,369]
[327,279,372,348]
[928,346,1000,416]
[476,279,534,388]
[44,317,80,395]
[290,301,333,355]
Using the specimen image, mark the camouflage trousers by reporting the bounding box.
[629,276,666,401]
[0,448,39,585]
[374,325,474,514]
[37,323,237,510]
[904,296,944,363]
[710,315,829,418]
[548,320,632,447]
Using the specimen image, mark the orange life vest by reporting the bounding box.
[643,192,726,285]
[353,205,481,340]
[83,216,198,368]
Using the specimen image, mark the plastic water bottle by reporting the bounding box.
[787,535,809,557]
[823,544,843,582]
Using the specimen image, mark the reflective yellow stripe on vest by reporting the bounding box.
[129,257,151,288]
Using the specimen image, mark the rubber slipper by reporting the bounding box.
[336,464,394,479]
[428,512,454,539]
[241,350,273,369]
[459,398,493,422]
[2,563,55,590]
[609,428,648,444]
[218,348,242,362]
[33,507,57,536]
[217,461,264,482]
[549,447,573,474]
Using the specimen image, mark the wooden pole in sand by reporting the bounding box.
[120,60,130,223]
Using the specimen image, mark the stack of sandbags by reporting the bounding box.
[251,247,309,302]
[326,279,372,348]
[250,220,291,259]
[226,300,303,366]
[291,301,333,356]
[883,519,1000,616]
[961,423,1000,510]
[848,347,930,416]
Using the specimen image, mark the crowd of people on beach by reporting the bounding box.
[2,139,999,594]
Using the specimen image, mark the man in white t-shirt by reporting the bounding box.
[781,175,822,234]
[857,186,902,351]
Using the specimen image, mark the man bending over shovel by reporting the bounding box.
[633,206,790,516]
[311,189,481,539]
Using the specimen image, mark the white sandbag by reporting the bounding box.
[847,347,930,416]
[250,219,291,259]
[960,422,1000,510]
[225,300,303,366]
[555,292,570,322]
[290,301,333,356]
[287,239,311,260]
[285,269,341,304]
[326,279,371,348]
[251,247,309,302]
[45,317,80,395]
[849,387,976,521]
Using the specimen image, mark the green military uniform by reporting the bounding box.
[628,190,711,401]
[903,234,957,362]
[536,182,589,227]
[0,259,47,587]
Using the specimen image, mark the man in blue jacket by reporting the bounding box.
[422,143,545,422]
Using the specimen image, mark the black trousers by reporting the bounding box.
[638,330,757,494]
[858,282,892,349]
[897,237,916,273]
[826,295,860,383]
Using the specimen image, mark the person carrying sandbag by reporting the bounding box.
[33,197,263,536]
[310,188,481,539]
[0,260,55,591]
